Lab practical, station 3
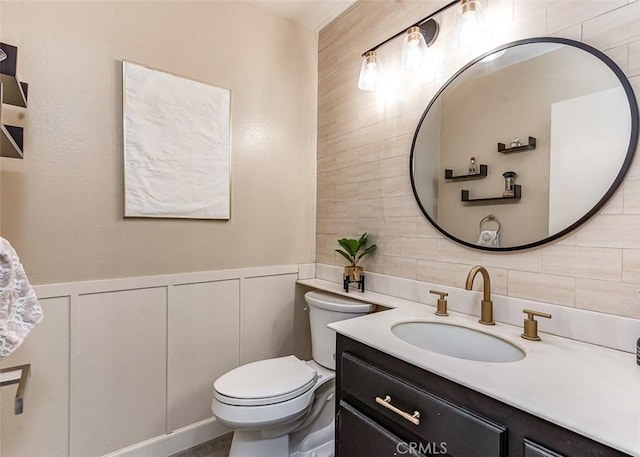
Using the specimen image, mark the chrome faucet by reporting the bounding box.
[465,265,495,325]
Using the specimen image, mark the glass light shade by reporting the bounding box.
[358,51,383,91]
[455,0,492,51]
[401,26,429,73]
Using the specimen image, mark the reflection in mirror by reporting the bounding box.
[410,38,638,251]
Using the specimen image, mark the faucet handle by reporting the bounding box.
[429,290,449,317]
[521,309,552,341]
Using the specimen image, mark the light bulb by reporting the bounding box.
[358,51,383,91]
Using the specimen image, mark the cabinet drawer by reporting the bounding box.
[338,401,429,457]
[341,352,507,457]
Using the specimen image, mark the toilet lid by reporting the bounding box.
[214,355,317,406]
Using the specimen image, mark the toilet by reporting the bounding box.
[211,290,374,457]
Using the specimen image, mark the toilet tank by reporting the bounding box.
[305,291,374,370]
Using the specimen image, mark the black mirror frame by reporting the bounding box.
[409,37,639,252]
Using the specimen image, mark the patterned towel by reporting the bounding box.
[477,230,500,248]
[0,237,43,359]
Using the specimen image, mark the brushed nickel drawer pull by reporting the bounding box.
[375,395,420,425]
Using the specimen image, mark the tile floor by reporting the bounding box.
[170,433,233,457]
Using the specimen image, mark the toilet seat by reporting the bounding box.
[214,355,318,407]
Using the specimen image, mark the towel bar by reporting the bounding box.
[479,214,502,234]
[0,363,30,414]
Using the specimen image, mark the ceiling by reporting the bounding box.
[251,0,357,31]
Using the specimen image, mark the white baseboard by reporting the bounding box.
[102,418,230,457]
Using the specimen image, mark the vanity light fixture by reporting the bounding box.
[358,0,495,91]
[401,23,438,73]
[357,50,383,91]
[455,0,492,52]
[357,17,440,91]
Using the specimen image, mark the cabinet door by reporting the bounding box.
[338,401,429,457]
[524,439,565,457]
[341,353,507,456]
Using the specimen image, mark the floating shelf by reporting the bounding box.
[0,43,28,108]
[461,185,521,204]
[445,164,488,181]
[498,136,536,154]
[1,124,24,159]
[0,43,27,159]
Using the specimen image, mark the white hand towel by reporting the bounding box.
[477,230,500,248]
[0,237,43,359]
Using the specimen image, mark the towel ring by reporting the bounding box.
[479,214,501,235]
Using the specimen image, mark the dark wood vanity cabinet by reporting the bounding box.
[337,402,429,457]
[335,335,630,457]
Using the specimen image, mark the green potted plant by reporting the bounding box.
[335,232,377,282]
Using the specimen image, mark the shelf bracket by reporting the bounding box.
[0,363,31,414]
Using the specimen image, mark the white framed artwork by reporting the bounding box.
[123,60,231,219]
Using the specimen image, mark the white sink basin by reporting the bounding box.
[391,321,525,363]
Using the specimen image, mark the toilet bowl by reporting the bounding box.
[211,291,374,457]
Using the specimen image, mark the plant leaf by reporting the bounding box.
[357,233,368,250]
[337,238,359,256]
[356,244,377,262]
[335,249,355,265]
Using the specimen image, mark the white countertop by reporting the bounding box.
[298,279,640,456]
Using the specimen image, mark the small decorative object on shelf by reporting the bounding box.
[502,171,517,197]
[444,164,488,181]
[498,136,536,154]
[468,156,478,174]
[335,232,377,293]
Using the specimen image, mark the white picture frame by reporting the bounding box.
[123,60,231,219]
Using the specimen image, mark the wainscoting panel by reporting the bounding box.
[240,274,299,365]
[169,280,240,430]
[0,265,301,457]
[0,296,71,457]
[72,287,169,457]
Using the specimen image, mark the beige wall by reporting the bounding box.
[317,0,640,319]
[0,1,318,284]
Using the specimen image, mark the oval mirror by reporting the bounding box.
[410,37,638,251]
